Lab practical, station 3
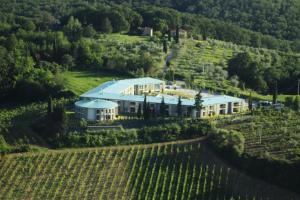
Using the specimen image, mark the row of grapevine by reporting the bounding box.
[0,140,298,200]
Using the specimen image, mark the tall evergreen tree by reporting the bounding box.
[47,96,53,115]
[194,90,204,117]
[163,39,168,54]
[167,29,171,41]
[175,25,179,43]
[177,96,182,117]
[272,81,278,105]
[248,92,253,111]
[294,96,300,112]
[143,95,149,120]
[137,103,142,118]
[101,18,113,33]
[160,97,167,117]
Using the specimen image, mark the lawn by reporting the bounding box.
[99,33,149,43]
[62,70,129,95]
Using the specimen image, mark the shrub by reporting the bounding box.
[210,129,245,157]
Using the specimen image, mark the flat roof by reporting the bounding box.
[82,77,164,96]
[75,99,118,109]
[81,92,244,107]
[80,78,245,107]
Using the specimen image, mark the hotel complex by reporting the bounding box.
[75,78,247,122]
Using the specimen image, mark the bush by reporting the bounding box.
[210,129,245,157]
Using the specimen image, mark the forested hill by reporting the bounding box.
[114,0,300,42]
[1,0,300,52]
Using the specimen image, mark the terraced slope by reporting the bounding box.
[0,139,298,200]
[222,111,300,163]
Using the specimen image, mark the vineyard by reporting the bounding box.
[222,110,300,163]
[0,138,298,200]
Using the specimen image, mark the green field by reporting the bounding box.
[0,138,298,200]
[62,70,129,95]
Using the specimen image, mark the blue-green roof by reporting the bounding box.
[79,77,245,107]
[82,77,164,96]
[75,99,118,109]
[81,93,243,107]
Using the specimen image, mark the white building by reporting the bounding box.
[75,77,247,122]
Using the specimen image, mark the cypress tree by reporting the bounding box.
[272,81,278,105]
[175,25,180,43]
[163,39,168,54]
[294,96,300,112]
[137,103,142,118]
[177,96,182,117]
[194,90,204,117]
[160,97,166,117]
[248,92,253,111]
[143,95,148,120]
[167,29,171,41]
[101,18,113,33]
[47,96,53,115]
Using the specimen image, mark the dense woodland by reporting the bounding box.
[113,0,300,42]
[0,0,300,103]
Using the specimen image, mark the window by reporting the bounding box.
[130,107,136,113]
[220,104,226,109]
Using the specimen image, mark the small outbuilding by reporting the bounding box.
[75,99,118,122]
[140,27,153,37]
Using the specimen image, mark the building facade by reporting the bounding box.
[75,78,247,122]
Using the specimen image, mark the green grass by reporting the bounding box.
[62,70,129,95]
[0,139,297,200]
[99,33,149,43]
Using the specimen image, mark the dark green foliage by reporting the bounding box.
[175,25,179,43]
[248,92,253,111]
[101,18,113,33]
[167,29,171,41]
[0,135,7,149]
[272,82,278,104]
[159,97,168,117]
[143,95,148,120]
[228,52,300,94]
[53,129,139,148]
[53,120,212,148]
[285,96,294,108]
[47,96,53,115]
[45,103,68,137]
[63,16,82,41]
[113,0,300,42]
[210,129,245,157]
[163,39,168,53]
[194,90,204,112]
[294,96,300,112]
[177,96,182,117]
[137,103,142,118]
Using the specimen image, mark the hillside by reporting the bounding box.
[169,38,299,100]
[0,139,299,200]
[113,0,300,42]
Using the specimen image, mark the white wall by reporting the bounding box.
[87,109,96,121]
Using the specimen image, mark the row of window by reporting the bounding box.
[96,109,115,114]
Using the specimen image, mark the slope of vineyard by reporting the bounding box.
[0,138,298,200]
[221,111,300,163]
